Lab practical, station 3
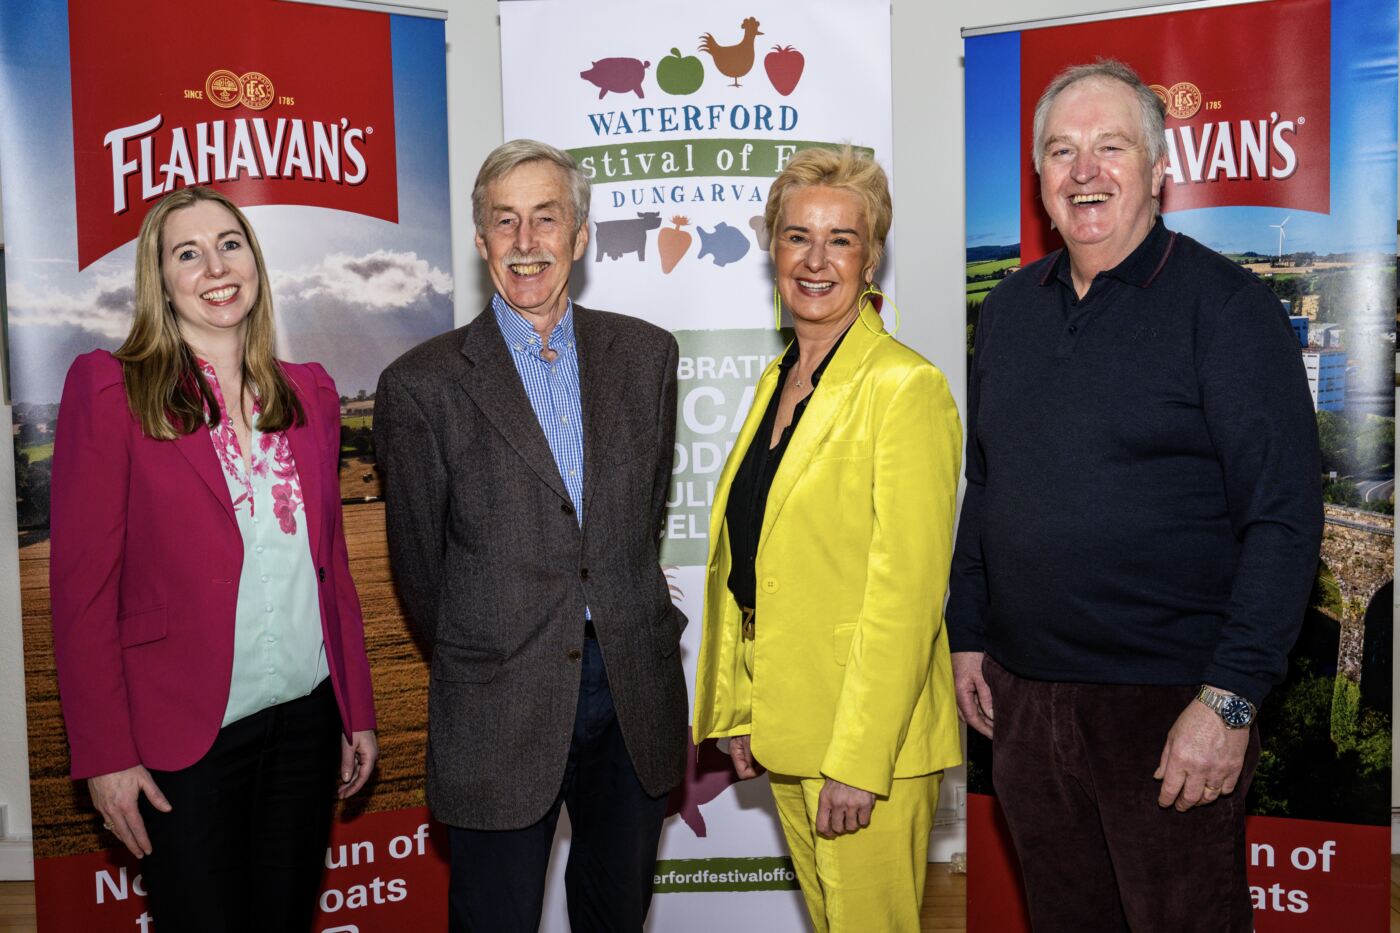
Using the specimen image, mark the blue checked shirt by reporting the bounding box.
[492,294,585,523]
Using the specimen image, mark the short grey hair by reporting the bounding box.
[471,139,591,234]
[1031,59,1166,174]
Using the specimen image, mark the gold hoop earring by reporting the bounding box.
[772,281,783,331]
[859,284,900,336]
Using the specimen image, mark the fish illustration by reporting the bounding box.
[748,214,770,251]
[696,221,750,267]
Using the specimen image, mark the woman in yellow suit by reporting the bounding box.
[693,147,963,933]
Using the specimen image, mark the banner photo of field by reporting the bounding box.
[0,1,455,929]
[962,0,1396,929]
[500,0,893,928]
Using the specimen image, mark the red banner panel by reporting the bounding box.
[68,0,398,269]
[33,808,450,933]
[1019,0,1330,261]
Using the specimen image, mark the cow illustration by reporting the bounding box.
[594,211,663,262]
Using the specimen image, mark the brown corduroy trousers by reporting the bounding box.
[984,655,1260,933]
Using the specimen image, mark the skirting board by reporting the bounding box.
[0,835,33,881]
[930,815,967,863]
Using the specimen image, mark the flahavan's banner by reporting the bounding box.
[499,0,895,929]
[0,1,455,930]
[964,0,1395,929]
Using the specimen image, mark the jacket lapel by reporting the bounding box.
[707,353,784,551]
[284,390,323,564]
[456,303,572,504]
[576,306,623,522]
[172,425,238,529]
[757,305,884,556]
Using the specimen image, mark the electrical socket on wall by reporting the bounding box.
[954,784,967,820]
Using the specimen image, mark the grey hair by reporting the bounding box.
[471,139,591,234]
[1031,59,1167,174]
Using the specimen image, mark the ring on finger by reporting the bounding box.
[1203,784,1222,793]
[102,821,114,831]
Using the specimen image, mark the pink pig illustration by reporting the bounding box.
[580,57,650,99]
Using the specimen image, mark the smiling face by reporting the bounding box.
[774,185,871,330]
[160,199,260,352]
[475,160,588,330]
[1039,77,1165,272]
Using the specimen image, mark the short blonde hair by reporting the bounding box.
[764,146,892,277]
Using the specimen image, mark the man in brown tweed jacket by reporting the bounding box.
[375,139,686,932]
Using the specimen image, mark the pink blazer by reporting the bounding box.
[50,350,377,779]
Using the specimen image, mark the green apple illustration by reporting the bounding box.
[656,48,704,95]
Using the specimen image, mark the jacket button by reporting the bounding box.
[567,648,582,661]
[579,568,589,581]
[561,503,575,515]
[762,577,779,593]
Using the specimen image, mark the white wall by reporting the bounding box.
[0,0,1389,882]
[0,176,36,879]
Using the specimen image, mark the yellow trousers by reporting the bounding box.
[767,771,941,933]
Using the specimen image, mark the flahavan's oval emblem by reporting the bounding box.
[1166,81,1203,120]
[239,71,275,111]
[205,69,242,109]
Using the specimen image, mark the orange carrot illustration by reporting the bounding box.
[659,216,693,273]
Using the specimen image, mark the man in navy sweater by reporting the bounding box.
[947,60,1322,933]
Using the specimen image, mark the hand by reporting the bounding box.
[952,651,994,738]
[87,766,171,858]
[338,730,379,799]
[727,734,759,780]
[816,778,876,838]
[1153,692,1250,811]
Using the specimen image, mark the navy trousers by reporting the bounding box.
[448,635,668,932]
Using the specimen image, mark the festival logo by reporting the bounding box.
[68,0,399,268]
[569,15,824,277]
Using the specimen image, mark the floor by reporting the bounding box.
[0,861,1397,931]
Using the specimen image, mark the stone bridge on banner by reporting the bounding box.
[1319,504,1393,684]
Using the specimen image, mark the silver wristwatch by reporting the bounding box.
[1195,685,1256,729]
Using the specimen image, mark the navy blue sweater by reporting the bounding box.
[946,221,1323,706]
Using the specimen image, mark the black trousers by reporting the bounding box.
[984,656,1260,933]
[448,635,669,933]
[137,679,342,933]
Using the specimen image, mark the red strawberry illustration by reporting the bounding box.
[764,44,804,96]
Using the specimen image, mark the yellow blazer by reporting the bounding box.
[692,304,963,796]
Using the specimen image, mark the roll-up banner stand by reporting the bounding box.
[0,1,457,929]
[499,1,899,928]
[963,0,1396,928]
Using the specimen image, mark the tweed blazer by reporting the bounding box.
[374,303,687,830]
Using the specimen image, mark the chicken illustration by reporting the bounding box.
[698,17,764,88]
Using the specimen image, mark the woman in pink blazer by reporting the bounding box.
[50,186,377,933]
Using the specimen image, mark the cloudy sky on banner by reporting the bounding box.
[0,11,452,402]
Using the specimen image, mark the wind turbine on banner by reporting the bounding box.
[1270,216,1291,265]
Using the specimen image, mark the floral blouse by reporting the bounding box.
[201,361,327,726]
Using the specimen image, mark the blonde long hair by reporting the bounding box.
[114,186,304,439]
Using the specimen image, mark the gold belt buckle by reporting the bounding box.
[740,606,755,641]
